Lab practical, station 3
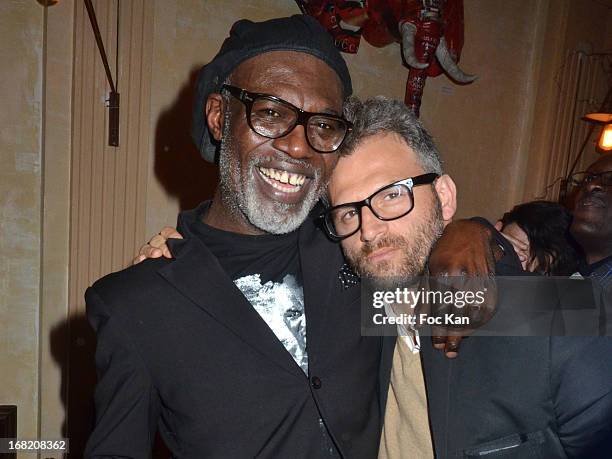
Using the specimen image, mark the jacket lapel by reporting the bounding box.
[158,212,304,378]
[298,212,343,365]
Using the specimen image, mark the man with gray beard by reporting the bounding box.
[215,84,325,234]
[321,97,612,458]
[85,16,384,458]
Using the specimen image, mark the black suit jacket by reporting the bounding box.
[380,220,612,458]
[419,336,612,458]
[85,204,384,458]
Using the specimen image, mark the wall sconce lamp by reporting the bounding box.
[583,112,612,152]
[583,83,612,153]
[560,86,611,202]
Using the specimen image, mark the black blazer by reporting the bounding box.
[379,221,612,458]
[419,335,612,458]
[85,204,384,458]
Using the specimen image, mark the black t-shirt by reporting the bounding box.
[191,205,309,374]
[192,210,301,285]
[188,204,340,456]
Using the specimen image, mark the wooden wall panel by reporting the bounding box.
[39,0,74,443]
[67,1,152,455]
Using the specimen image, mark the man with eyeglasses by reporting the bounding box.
[85,16,379,458]
[569,154,612,278]
[323,97,612,458]
[495,157,612,336]
[567,154,612,335]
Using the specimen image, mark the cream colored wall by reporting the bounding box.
[421,0,549,220]
[523,0,612,201]
[1,1,73,453]
[608,7,612,49]
[562,0,612,172]
[40,0,74,446]
[0,0,43,451]
[565,0,612,52]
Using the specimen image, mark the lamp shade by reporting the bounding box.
[598,123,612,151]
[584,112,612,123]
[583,111,612,153]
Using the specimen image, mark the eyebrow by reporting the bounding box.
[318,107,342,116]
[262,91,342,116]
[248,79,342,115]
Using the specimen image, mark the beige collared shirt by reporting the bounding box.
[378,335,434,459]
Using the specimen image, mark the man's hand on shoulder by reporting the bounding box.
[425,219,500,358]
[429,219,500,277]
[133,227,183,264]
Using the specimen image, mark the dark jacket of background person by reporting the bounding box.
[381,221,612,459]
[85,204,384,459]
[577,255,612,336]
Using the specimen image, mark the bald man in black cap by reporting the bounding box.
[85,16,383,458]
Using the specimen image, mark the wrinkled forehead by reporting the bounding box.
[230,51,344,108]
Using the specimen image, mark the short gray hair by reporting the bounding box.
[340,96,443,175]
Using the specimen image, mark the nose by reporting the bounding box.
[360,206,386,243]
[584,176,604,193]
[272,124,314,160]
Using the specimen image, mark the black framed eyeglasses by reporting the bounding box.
[568,170,612,190]
[222,84,352,153]
[320,173,440,240]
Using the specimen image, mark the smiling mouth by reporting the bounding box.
[258,167,308,193]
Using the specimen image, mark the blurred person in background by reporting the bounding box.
[568,154,612,278]
[567,154,612,335]
[495,200,580,276]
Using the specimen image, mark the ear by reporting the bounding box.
[494,221,503,232]
[206,93,226,141]
[434,174,457,223]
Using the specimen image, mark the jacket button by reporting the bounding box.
[311,376,322,389]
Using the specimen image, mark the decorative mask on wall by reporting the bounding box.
[296,0,476,116]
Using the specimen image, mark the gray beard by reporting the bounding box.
[218,113,324,234]
[344,193,445,282]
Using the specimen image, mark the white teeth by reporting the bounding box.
[260,172,301,193]
[257,166,307,191]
